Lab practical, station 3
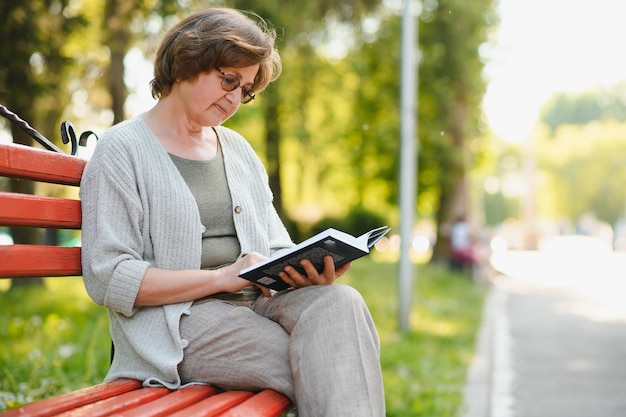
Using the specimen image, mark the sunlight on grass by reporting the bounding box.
[345,259,487,417]
[412,311,465,337]
[0,278,110,410]
[1,259,487,415]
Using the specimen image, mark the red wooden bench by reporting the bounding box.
[0,140,295,416]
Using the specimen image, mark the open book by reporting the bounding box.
[239,226,391,291]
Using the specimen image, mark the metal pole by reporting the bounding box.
[398,0,418,332]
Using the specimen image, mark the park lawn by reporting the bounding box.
[0,258,487,415]
[345,259,487,416]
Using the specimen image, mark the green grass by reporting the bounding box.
[0,278,111,410]
[0,259,487,415]
[344,259,487,416]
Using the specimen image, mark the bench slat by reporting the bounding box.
[166,391,254,417]
[0,384,294,417]
[0,192,81,228]
[113,385,219,417]
[220,390,294,417]
[0,143,85,186]
[0,379,141,417]
[0,245,81,277]
[53,387,171,417]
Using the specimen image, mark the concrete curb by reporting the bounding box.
[459,282,497,417]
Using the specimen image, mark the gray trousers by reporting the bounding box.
[178,284,385,417]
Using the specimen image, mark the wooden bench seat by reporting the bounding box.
[0,141,295,417]
[0,378,292,417]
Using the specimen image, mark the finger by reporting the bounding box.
[300,259,322,279]
[322,256,336,275]
[278,272,294,288]
[335,261,352,278]
[256,284,273,298]
[319,256,340,284]
[301,257,334,285]
[279,268,310,288]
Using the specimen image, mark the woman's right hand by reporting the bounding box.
[219,252,272,297]
[135,252,270,306]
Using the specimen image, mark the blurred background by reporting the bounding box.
[2,0,626,260]
[2,1,626,415]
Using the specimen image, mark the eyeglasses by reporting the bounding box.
[215,68,256,104]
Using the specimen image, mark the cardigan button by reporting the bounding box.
[234,206,242,214]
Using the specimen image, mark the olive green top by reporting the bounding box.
[170,144,261,301]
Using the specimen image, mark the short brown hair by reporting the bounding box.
[150,8,282,99]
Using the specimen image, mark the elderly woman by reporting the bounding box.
[80,7,384,416]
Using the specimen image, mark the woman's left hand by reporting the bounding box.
[278,256,352,289]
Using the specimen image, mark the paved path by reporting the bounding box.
[460,246,626,417]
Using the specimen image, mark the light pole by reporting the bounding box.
[398,0,418,332]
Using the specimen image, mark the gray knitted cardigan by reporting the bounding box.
[80,116,293,388]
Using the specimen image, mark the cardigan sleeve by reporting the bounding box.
[80,134,150,318]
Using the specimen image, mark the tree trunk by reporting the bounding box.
[109,49,127,124]
[432,98,470,262]
[104,0,132,124]
[264,87,284,219]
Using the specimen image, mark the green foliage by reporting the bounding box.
[0,1,91,139]
[220,0,383,220]
[0,260,486,416]
[224,0,497,236]
[342,10,403,215]
[540,83,626,132]
[302,207,389,241]
[535,120,626,225]
[418,0,497,195]
[472,136,526,226]
[228,0,380,44]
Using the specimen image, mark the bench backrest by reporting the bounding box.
[0,142,85,278]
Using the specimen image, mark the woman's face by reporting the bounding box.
[178,64,259,126]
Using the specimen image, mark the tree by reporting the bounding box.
[339,9,405,225]
[540,84,626,133]
[0,1,90,287]
[101,0,181,124]
[535,121,626,227]
[327,0,497,257]
[225,0,381,220]
[223,0,497,247]
[0,1,90,149]
[418,0,497,261]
